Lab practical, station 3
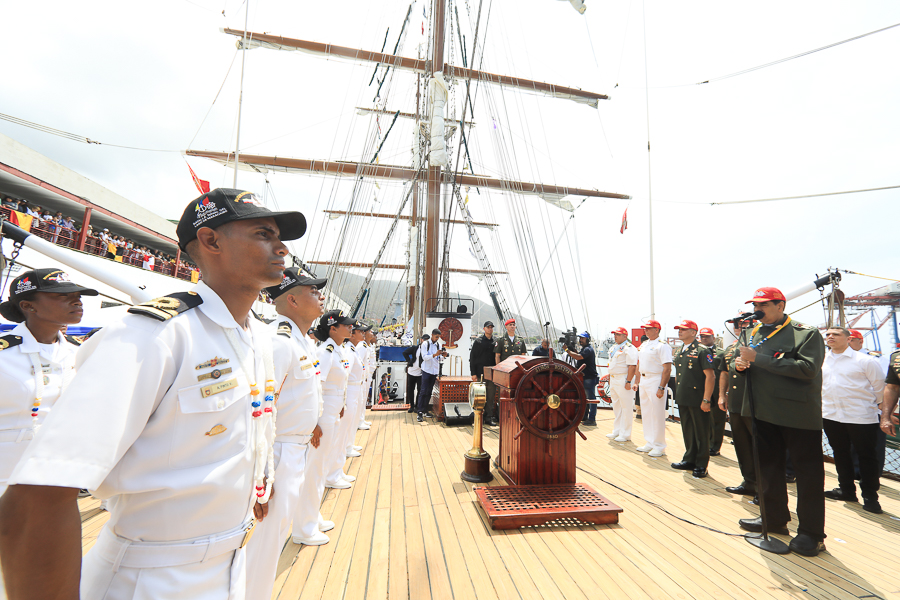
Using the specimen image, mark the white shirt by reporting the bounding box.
[10,282,264,542]
[420,339,442,376]
[637,338,673,375]
[344,340,365,384]
[407,346,422,377]
[271,316,322,438]
[822,347,885,424]
[608,341,638,374]
[318,336,349,415]
[0,323,78,432]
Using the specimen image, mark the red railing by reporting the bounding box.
[1,206,197,282]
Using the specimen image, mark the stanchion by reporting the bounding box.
[461,379,493,483]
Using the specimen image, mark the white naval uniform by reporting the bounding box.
[329,340,363,482]
[357,341,374,429]
[0,323,78,496]
[245,317,322,600]
[8,282,266,600]
[636,339,673,452]
[607,340,639,439]
[293,336,348,540]
[347,340,369,447]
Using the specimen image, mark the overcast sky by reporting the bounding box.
[3,0,899,347]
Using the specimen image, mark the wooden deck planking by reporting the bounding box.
[70,408,900,600]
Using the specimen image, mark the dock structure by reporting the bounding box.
[78,412,899,600]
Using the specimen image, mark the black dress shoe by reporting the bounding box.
[751,495,759,505]
[670,461,695,470]
[487,416,499,426]
[789,534,826,557]
[862,497,883,514]
[407,407,416,413]
[692,468,708,478]
[738,517,789,535]
[709,450,720,456]
[824,487,858,502]
[725,485,756,496]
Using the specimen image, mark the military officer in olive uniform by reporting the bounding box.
[880,349,900,437]
[721,317,757,498]
[495,318,527,364]
[699,327,726,455]
[732,287,826,557]
[670,320,716,478]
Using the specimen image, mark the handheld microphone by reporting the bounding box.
[725,310,763,324]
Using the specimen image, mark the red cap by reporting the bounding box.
[746,287,786,304]
[642,320,662,330]
[611,327,628,335]
[674,319,698,331]
[698,327,715,336]
[504,318,516,326]
[849,329,863,340]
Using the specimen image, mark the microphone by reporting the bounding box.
[726,310,763,324]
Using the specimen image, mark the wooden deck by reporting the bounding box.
[79,409,900,600]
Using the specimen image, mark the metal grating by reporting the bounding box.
[481,484,613,512]
[474,483,622,530]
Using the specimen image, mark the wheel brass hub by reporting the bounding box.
[546,394,561,410]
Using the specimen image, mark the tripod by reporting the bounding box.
[734,317,790,554]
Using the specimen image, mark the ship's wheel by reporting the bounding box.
[512,353,587,442]
[438,317,463,349]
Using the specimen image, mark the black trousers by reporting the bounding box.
[709,402,727,453]
[406,373,421,406]
[483,380,498,420]
[729,412,756,491]
[754,418,825,540]
[679,406,711,469]
[417,372,437,414]
[823,419,881,499]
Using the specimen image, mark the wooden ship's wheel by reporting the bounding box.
[512,355,587,443]
[438,317,463,349]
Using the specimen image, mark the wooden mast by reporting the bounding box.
[425,0,445,314]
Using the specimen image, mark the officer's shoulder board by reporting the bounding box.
[891,350,900,371]
[791,320,814,330]
[0,334,23,351]
[128,291,203,322]
[64,334,83,347]
[326,344,335,353]
[277,321,292,338]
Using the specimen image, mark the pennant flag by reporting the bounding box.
[620,207,628,234]
[8,210,33,232]
[187,163,210,195]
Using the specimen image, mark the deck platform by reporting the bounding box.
[76,411,900,599]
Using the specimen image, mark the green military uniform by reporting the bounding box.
[724,340,756,492]
[886,350,900,386]
[709,346,727,454]
[729,315,825,539]
[496,333,527,363]
[673,340,715,470]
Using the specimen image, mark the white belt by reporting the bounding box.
[94,520,256,570]
[275,433,313,444]
[640,372,662,377]
[609,372,629,377]
[0,429,33,443]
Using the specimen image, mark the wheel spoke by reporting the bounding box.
[552,379,574,396]
[519,396,547,403]
[529,404,549,423]
[530,378,551,398]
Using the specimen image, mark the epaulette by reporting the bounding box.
[64,334,83,347]
[0,334,23,351]
[792,321,814,330]
[891,351,900,371]
[277,321,292,338]
[128,291,203,321]
[326,344,334,353]
[251,310,267,324]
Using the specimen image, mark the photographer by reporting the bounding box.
[732,287,826,557]
[416,329,449,423]
[566,332,599,426]
[470,321,499,425]
[403,335,427,413]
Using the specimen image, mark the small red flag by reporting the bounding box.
[187,163,210,195]
[619,208,628,234]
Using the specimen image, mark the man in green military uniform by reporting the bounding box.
[732,287,826,557]
[880,349,900,437]
[700,327,727,456]
[720,317,757,498]
[670,320,716,478]
[495,318,527,364]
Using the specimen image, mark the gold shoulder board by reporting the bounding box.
[326,344,334,353]
[277,321,292,338]
[128,291,203,322]
[0,335,23,351]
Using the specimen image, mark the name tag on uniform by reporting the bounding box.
[31,365,52,375]
[200,378,238,398]
[300,362,313,371]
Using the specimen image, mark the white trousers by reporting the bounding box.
[81,527,245,600]
[293,413,337,540]
[608,374,634,439]
[356,381,370,428]
[245,442,307,600]
[327,386,358,482]
[639,377,667,452]
[343,383,363,454]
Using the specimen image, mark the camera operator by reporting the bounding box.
[470,321,499,426]
[416,329,449,423]
[566,332,599,426]
[732,287,826,557]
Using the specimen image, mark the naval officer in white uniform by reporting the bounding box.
[327,323,365,482]
[633,319,673,458]
[606,327,639,442]
[0,268,98,496]
[0,188,306,600]
[292,310,354,546]
[244,266,326,600]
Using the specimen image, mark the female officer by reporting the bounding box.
[0,268,97,494]
[291,309,354,546]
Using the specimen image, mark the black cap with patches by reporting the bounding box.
[1,268,98,322]
[483,321,495,328]
[321,310,355,328]
[353,320,372,332]
[176,188,307,251]
[265,266,327,300]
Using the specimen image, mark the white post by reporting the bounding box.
[642,0,655,318]
[233,0,250,188]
